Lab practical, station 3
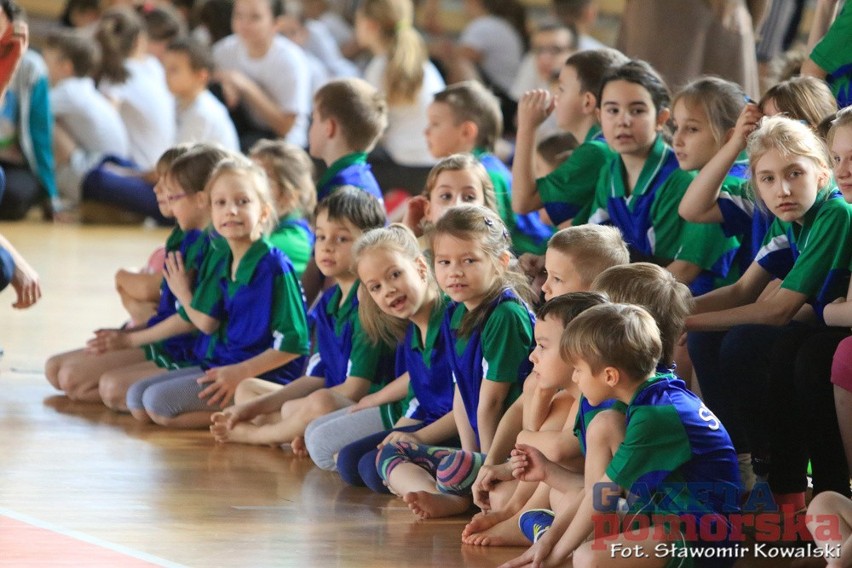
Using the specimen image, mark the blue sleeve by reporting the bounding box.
[27,76,58,200]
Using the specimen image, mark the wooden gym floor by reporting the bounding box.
[0,222,813,567]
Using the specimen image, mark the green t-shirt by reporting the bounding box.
[809,0,852,107]
[536,124,615,226]
[268,213,312,278]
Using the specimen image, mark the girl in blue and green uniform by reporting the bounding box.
[248,139,316,278]
[121,156,312,429]
[303,224,456,493]
[209,187,393,448]
[377,205,535,520]
[687,116,852,514]
[587,60,739,297]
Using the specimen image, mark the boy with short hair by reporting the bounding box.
[164,38,240,152]
[425,80,553,255]
[506,302,740,567]
[309,78,387,203]
[42,28,129,208]
[512,48,628,227]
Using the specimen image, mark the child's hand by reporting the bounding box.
[517,90,555,130]
[498,528,557,568]
[215,70,249,108]
[197,365,243,408]
[471,462,514,512]
[86,328,132,354]
[163,251,194,305]
[401,195,429,236]
[377,430,420,449]
[347,393,379,413]
[510,443,551,483]
[10,256,41,309]
[732,103,763,148]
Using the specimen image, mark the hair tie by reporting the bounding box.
[483,216,493,227]
[395,19,411,32]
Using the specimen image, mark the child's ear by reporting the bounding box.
[326,116,338,139]
[603,366,620,387]
[582,92,596,115]
[498,250,511,269]
[656,107,671,130]
[461,120,478,144]
[415,256,429,280]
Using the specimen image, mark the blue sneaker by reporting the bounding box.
[518,508,555,543]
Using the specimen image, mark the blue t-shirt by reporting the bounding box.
[316,152,384,203]
[191,238,311,384]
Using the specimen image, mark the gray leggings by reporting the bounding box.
[126,366,213,418]
[304,406,385,471]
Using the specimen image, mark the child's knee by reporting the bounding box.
[44,355,62,385]
[436,451,482,494]
[56,364,92,399]
[305,390,336,416]
[99,373,127,411]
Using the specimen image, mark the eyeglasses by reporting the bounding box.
[166,193,188,202]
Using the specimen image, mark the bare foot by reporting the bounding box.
[290,436,309,458]
[462,509,510,541]
[211,421,279,445]
[403,491,471,520]
[462,513,528,546]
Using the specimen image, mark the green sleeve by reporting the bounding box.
[536,141,611,226]
[480,301,533,382]
[269,271,311,355]
[606,405,692,490]
[347,316,390,382]
[675,221,740,271]
[269,227,312,278]
[810,2,852,76]
[781,201,852,297]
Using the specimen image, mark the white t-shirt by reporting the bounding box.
[364,55,445,167]
[212,34,311,148]
[176,89,240,151]
[306,19,359,78]
[319,11,354,49]
[99,56,175,169]
[51,76,129,157]
[578,34,607,52]
[459,15,523,94]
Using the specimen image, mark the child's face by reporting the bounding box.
[529,315,573,389]
[354,10,379,51]
[153,170,173,218]
[314,209,363,279]
[831,126,852,201]
[553,65,587,132]
[541,248,586,301]
[308,107,329,159]
[571,357,610,406]
[164,174,208,230]
[425,169,486,223]
[672,100,721,172]
[210,172,268,243]
[233,0,278,48]
[433,233,503,310]
[424,102,468,158]
[762,97,781,117]
[532,29,574,82]
[42,47,71,87]
[753,148,827,223]
[358,247,429,320]
[599,79,668,159]
[163,51,203,100]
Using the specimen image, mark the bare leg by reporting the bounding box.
[806,491,852,567]
[149,410,216,429]
[99,360,162,412]
[234,377,284,404]
[463,481,553,546]
[46,348,146,402]
[386,462,472,519]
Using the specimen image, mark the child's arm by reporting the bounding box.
[524,381,558,432]
[348,373,411,413]
[454,386,479,452]
[0,232,40,309]
[478,380,512,454]
[665,260,703,286]
[197,348,302,408]
[216,69,295,137]
[512,90,553,214]
[689,260,774,315]
[329,375,373,402]
[510,443,579,494]
[678,103,762,224]
[163,251,219,334]
[823,277,852,327]
[86,313,196,353]
[382,411,458,448]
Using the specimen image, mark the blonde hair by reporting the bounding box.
[354,224,441,346]
[313,79,388,152]
[429,205,535,337]
[591,263,693,367]
[827,106,852,153]
[168,144,233,196]
[759,77,838,129]
[358,0,426,105]
[548,225,630,288]
[205,156,278,236]
[249,139,316,219]
[433,81,503,151]
[747,115,832,203]
[672,76,746,146]
[563,303,662,382]
[95,7,144,83]
[423,154,498,213]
